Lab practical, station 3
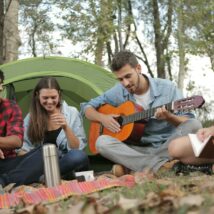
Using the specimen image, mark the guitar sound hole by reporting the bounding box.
[116,116,123,126]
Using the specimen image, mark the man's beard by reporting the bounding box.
[129,74,141,94]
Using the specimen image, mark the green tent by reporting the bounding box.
[0,56,117,153]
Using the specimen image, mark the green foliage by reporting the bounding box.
[183,1,213,52]
[15,0,214,116]
[202,119,214,127]
[181,0,214,70]
[58,0,117,63]
[57,0,153,65]
[19,0,58,57]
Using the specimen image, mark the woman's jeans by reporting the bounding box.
[0,146,89,187]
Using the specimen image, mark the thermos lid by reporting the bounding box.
[42,144,57,156]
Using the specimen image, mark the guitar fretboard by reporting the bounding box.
[121,102,173,125]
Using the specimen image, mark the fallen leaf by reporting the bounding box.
[160,186,185,198]
[134,171,154,184]
[141,192,161,208]
[46,203,61,214]
[118,196,140,210]
[3,183,16,193]
[16,204,34,214]
[33,204,47,214]
[0,209,11,214]
[64,201,85,214]
[156,179,174,186]
[86,192,100,199]
[161,195,180,211]
[183,183,200,194]
[82,203,96,214]
[95,203,110,214]
[201,181,214,193]
[207,206,214,214]
[96,191,118,207]
[186,211,200,214]
[16,203,47,214]
[179,194,204,207]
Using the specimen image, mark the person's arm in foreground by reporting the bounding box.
[0,102,23,158]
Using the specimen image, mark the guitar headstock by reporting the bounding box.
[173,96,205,112]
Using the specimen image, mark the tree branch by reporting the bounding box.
[135,35,154,77]
[123,0,132,49]
[162,0,172,49]
[5,0,13,14]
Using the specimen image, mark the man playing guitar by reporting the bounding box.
[81,50,203,175]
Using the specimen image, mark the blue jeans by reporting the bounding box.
[0,146,89,187]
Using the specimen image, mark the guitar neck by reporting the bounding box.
[122,102,173,125]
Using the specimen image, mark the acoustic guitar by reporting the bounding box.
[89,95,205,154]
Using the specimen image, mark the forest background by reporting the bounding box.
[0,0,213,122]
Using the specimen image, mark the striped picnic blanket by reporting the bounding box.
[0,175,135,208]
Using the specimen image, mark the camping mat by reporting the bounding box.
[0,175,135,209]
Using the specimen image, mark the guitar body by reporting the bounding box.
[89,101,145,154]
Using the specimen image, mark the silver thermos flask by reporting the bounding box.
[42,144,61,187]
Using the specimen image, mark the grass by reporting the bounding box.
[34,170,213,214]
[4,163,214,213]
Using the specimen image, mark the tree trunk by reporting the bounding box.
[126,0,153,76]
[117,0,123,51]
[29,20,38,57]
[94,0,113,66]
[205,43,214,72]
[177,0,185,92]
[3,0,20,63]
[152,0,172,78]
[152,0,165,78]
[95,36,104,66]
[208,52,214,72]
[0,0,4,64]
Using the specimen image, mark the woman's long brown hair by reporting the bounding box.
[28,77,62,143]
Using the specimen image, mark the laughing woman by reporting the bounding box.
[2,76,89,187]
[0,77,89,187]
[22,77,89,181]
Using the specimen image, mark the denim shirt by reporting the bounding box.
[81,75,194,147]
[22,101,87,154]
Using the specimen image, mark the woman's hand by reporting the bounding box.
[0,149,5,159]
[17,149,27,156]
[50,113,68,129]
[197,126,214,141]
[50,112,80,148]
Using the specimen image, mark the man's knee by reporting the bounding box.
[187,118,202,132]
[96,135,111,153]
[66,150,88,165]
[180,118,202,134]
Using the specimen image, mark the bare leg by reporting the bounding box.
[168,136,214,165]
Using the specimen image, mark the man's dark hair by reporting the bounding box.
[0,69,4,82]
[110,50,138,72]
